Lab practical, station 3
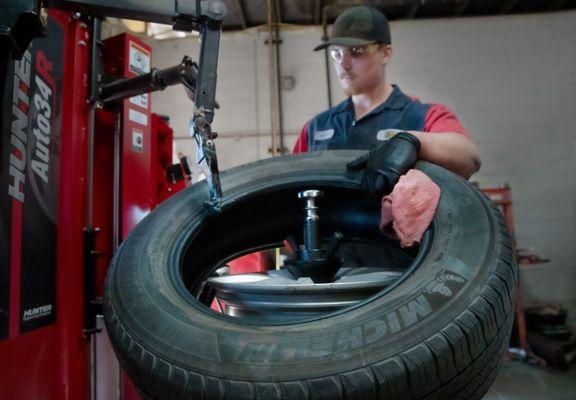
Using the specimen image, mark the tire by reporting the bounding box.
[104,150,518,400]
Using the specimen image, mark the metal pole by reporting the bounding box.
[90,336,96,400]
[86,108,95,229]
[273,0,285,154]
[266,0,278,156]
[86,17,102,229]
[321,6,333,108]
[112,109,121,250]
[192,18,224,208]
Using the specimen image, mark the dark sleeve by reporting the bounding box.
[292,121,310,153]
[423,104,469,137]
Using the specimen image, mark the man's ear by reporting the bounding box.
[381,45,392,64]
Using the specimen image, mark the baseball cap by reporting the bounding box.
[314,6,391,51]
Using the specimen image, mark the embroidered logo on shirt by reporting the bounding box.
[376,129,402,141]
[314,129,335,141]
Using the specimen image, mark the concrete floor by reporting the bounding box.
[484,360,576,399]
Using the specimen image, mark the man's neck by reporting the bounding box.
[351,80,394,120]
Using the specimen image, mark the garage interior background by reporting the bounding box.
[102,4,576,320]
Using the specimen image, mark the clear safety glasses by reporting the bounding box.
[329,43,382,62]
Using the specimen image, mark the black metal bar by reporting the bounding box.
[101,72,165,103]
[46,0,227,31]
[194,24,222,205]
[192,7,225,209]
[99,57,198,104]
[195,23,221,124]
[88,17,102,105]
[83,228,103,334]
[45,0,197,26]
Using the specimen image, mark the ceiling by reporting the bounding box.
[220,0,576,30]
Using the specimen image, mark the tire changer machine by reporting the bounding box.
[0,1,228,398]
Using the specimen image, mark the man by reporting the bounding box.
[293,6,480,197]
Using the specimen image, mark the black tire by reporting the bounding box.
[104,150,518,400]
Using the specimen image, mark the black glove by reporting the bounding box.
[347,132,420,197]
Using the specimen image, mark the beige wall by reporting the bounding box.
[148,11,576,309]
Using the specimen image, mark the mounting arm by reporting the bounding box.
[1,0,227,210]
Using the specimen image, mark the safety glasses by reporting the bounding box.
[329,43,381,62]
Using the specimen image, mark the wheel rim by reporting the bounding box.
[179,185,433,324]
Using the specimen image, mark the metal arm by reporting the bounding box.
[99,56,215,105]
[2,0,228,210]
[193,18,223,210]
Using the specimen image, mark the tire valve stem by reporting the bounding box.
[298,190,323,253]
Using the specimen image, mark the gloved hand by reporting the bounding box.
[347,131,421,197]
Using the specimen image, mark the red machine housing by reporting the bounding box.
[100,33,154,239]
[0,13,182,400]
[0,11,91,399]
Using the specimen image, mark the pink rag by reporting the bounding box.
[380,169,441,248]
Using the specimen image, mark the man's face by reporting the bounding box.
[330,44,392,96]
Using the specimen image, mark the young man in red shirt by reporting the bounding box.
[293,6,480,197]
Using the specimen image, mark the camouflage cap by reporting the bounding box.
[314,6,391,51]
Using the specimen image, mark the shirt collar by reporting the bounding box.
[333,84,410,117]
